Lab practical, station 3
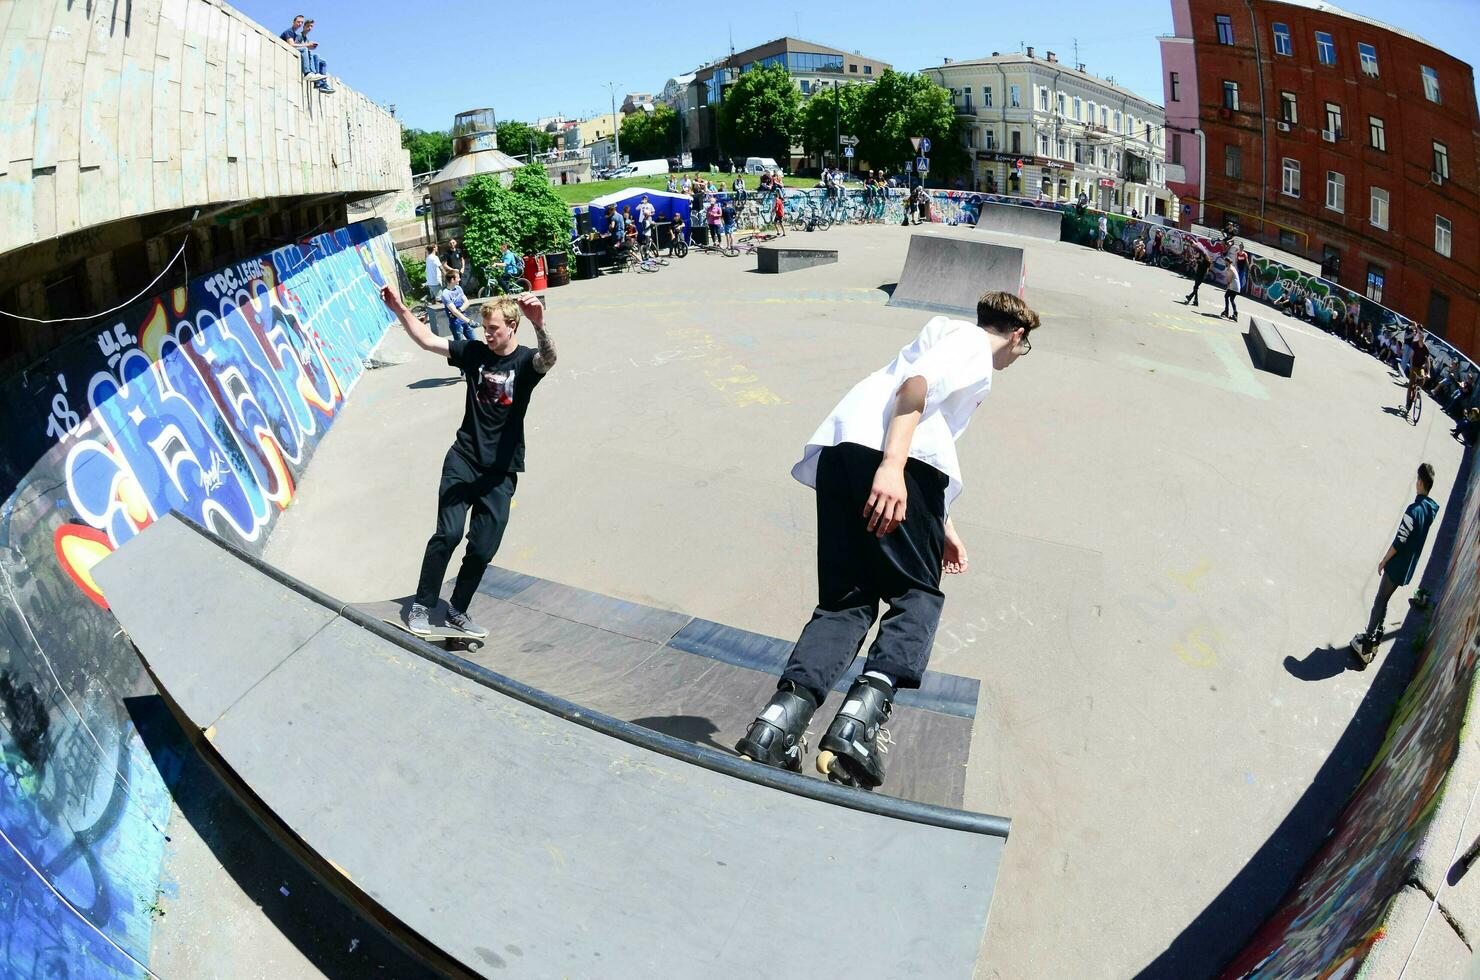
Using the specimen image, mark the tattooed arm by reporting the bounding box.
[521,295,557,374]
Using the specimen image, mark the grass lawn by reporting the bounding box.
[549,171,773,206]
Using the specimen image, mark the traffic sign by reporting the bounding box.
[840,135,860,146]
[910,136,922,152]
[844,146,854,158]
[917,156,930,174]
[904,161,913,172]
[920,137,932,154]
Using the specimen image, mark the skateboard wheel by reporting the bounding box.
[466,640,484,652]
[738,753,752,762]
[815,750,837,777]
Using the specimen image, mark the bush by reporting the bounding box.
[400,252,427,295]
[456,164,575,276]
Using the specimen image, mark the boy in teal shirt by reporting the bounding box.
[1352,463,1440,667]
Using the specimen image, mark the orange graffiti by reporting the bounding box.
[53,524,115,609]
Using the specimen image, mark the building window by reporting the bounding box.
[1370,186,1389,229]
[1315,31,1336,65]
[1433,141,1449,182]
[1169,72,1180,102]
[849,64,858,73]
[1282,157,1300,197]
[1074,142,1084,163]
[1010,85,1021,108]
[1323,102,1342,139]
[1223,81,1239,110]
[983,86,993,107]
[1144,123,1152,143]
[799,80,810,95]
[1039,133,1050,156]
[1225,145,1242,179]
[983,129,996,150]
[1057,92,1067,115]
[1273,22,1292,56]
[1216,14,1235,45]
[1325,171,1345,212]
[1113,110,1122,131]
[1073,96,1082,118]
[864,65,871,75]
[1366,265,1385,303]
[1280,91,1297,124]
[1369,116,1385,151]
[1358,42,1379,77]
[1422,66,1441,103]
[1435,215,1452,257]
[1171,134,1182,165]
[1010,130,1021,154]
[1057,138,1067,159]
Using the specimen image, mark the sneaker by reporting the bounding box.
[406,603,431,635]
[1350,633,1375,668]
[317,83,335,93]
[445,607,488,639]
[305,72,327,81]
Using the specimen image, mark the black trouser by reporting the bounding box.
[1186,272,1205,303]
[1365,572,1399,638]
[1223,287,1238,317]
[415,448,517,613]
[781,443,947,706]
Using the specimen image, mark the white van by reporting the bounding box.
[745,157,781,175]
[625,159,670,177]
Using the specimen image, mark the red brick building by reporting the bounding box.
[1160,0,1479,356]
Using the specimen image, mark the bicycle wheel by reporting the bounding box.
[674,239,689,258]
[1412,392,1422,425]
[722,245,739,257]
[815,212,833,231]
[514,278,531,294]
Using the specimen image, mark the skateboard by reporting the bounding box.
[354,599,487,653]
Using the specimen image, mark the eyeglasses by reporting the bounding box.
[1017,334,1032,356]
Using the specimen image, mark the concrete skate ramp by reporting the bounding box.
[887,233,1026,317]
[98,514,1010,979]
[974,201,1063,241]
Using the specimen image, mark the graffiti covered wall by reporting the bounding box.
[1221,454,1480,975]
[0,220,397,976]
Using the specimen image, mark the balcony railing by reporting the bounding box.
[955,104,976,116]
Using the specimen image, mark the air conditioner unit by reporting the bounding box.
[1432,171,1445,185]
[1321,129,1336,142]
[1276,121,1291,132]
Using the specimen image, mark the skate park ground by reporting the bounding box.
[245,222,1464,978]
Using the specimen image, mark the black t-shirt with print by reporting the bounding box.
[447,339,544,473]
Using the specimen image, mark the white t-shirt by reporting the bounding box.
[792,316,994,509]
[425,254,442,288]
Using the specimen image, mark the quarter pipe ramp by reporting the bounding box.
[97,515,1011,979]
[974,201,1063,241]
[886,233,1026,317]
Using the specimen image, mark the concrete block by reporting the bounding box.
[31,167,55,243]
[78,159,119,229]
[116,56,154,218]
[2,38,46,172]
[79,56,119,170]
[757,245,839,274]
[1247,316,1295,377]
[53,157,80,235]
[0,169,36,256]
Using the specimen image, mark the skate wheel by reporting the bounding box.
[466,640,484,652]
[738,753,752,762]
[815,750,837,777]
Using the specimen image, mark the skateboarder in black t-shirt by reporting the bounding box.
[380,286,557,638]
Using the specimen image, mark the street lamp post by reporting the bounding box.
[607,81,622,166]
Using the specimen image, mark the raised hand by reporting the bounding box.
[380,285,406,312]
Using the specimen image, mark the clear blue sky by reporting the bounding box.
[235,0,1480,132]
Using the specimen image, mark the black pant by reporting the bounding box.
[1223,288,1238,317]
[1365,572,1399,637]
[781,443,948,706]
[1187,273,1205,304]
[415,448,517,612]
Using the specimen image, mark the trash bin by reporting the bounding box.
[522,254,548,291]
[545,251,569,288]
[656,221,674,251]
[574,249,600,280]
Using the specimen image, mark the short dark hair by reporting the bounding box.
[977,291,1041,335]
[295,13,305,19]
[1418,463,1435,493]
[426,244,437,254]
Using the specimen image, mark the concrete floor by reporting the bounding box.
[259,223,1464,978]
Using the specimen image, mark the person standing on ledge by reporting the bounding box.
[379,286,556,639]
[1351,463,1439,668]
[736,291,1040,790]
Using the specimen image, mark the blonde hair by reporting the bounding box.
[976,291,1041,334]
[480,297,522,328]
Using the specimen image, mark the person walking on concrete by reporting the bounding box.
[1095,213,1108,251]
[735,291,1041,790]
[1351,464,1440,668]
[1221,261,1241,321]
[378,287,557,640]
[1182,249,1211,306]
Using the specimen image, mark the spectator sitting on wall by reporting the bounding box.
[667,174,678,193]
[279,15,333,93]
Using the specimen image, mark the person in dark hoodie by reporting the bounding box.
[1351,463,1440,668]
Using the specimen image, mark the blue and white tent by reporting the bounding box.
[582,188,692,235]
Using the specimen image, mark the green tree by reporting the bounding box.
[799,82,866,166]
[718,63,801,165]
[619,105,679,161]
[855,70,969,180]
[402,127,453,174]
[496,120,557,159]
[456,165,573,275]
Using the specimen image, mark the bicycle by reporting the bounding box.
[789,203,832,232]
[1406,373,1425,425]
[475,265,530,298]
